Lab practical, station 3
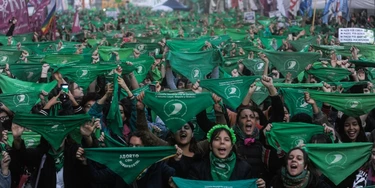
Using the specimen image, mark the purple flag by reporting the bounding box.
[0,0,30,34]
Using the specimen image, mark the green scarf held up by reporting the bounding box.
[125,56,154,83]
[305,143,372,185]
[199,76,259,110]
[142,91,214,132]
[107,74,123,136]
[9,63,42,82]
[172,177,257,188]
[166,40,206,52]
[280,88,322,117]
[168,50,215,83]
[266,122,328,153]
[0,92,40,113]
[0,74,57,93]
[104,132,127,147]
[251,85,269,106]
[306,67,351,82]
[281,167,310,188]
[84,146,176,184]
[98,47,133,61]
[210,152,236,181]
[13,114,91,150]
[264,51,320,78]
[7,131,40,148]
[0,50,22,65]
[48,148,64,172]
[308,90,375,117]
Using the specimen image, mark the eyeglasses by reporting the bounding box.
[0,116,9,121]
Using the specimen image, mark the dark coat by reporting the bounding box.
[268,171,331,188]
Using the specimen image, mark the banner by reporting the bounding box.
[339,28,374,44]
[0,0,30,34]
[244,11,256,23]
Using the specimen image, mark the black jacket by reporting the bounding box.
[187,155,252,181]
[12,138,90,188]
[268,171,331,188]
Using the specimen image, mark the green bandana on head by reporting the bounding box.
[199,76,259,110]
[308,90,375,117]
[13,114,91,150]
[280,88,322,117]
[264,51,320,78]
[266,122,329,153]
[168,50,215,83]
[0,50,22,65]
[142,91,214,132]
[84,146,176,184]
[172,177,257,188]
[0,74,57,93]
[210,152,236,181]
[305,143,372,185]
[306,67,351,82]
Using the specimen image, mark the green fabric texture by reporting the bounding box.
[13,114,91,150]
[0,92,40,113]
[168,50,215,83]
[142,91,214,132]
[7,131,40,148]
[251,85,269,106]
[98,47,133,61]
[306,67,351,82]
[166,40,206,52]
[0,50,22,64]
[266,122,327,153]
[280,88,322,117]
[122,43,161,56]
[225,28,248,41]
[9,63,42,82]
[120,84,150,98]
[22,42,59,55]
[221,55,246,75]
[54,63,117,90]
[107,74,123,136]
[289,36,318,52]
[199,76,258,110]
[264,51,320,78]
[104,132,127,147]
[259,82,323,88]
[260,36,284,51]
[0,74,57,93]
[308,90,375,117]
[199,35,231,47]
[305,143,372,185]
[242,58,268,76]
[84,146,176,184]
[126,56,154,83]
[42,54,84,65]
[349,60,375,67]
[210,152,236,181]
[172,177,257,188]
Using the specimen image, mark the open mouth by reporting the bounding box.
[290,164,298,169]
[179,132,187,139]
[347,131,357,138]
[218,148,227,155]
[245,124,252,132]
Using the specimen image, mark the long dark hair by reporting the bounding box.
[336,114,367,143]
[209,128,237,155]
[167,122,200,154]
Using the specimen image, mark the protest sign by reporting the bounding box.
[244,11,256,23]
[339,28,374,44]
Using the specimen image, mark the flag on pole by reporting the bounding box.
[72,9,81,33]
[322,0,337,24]
[41,3,56,35]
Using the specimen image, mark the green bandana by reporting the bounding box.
[120,84,150,98]
[54,62,117,90]
[199,35,231,47]
[210,152,236,181]
[7,131,40,148]
[251,85,269,106]
[266,122,328,153]
[122,43,161,56]
[264,82,323,88]
[308,90,375,117]
[43,54,84,65]
[311,45,351,58]
[166,40,206,52]
[142,91,214,132]
[48,148,64,171]
[260,36,284,51]
[22,42,59,55]
[305,143,372,185]
[264,51,320,78]
[13,114,91,150]
[289,36,318,52]
[9,63,42,82]
[0,74,57,93]
[221,55,246,76]
[242,58,268,76]
[98,47,133,61]
[280,88,322,117]
[107,74,123,136]
[225,29,248,41]
[84,146,176,184]
[0,50,22,65]
[13,33,34,43]
[104,132,127,147]
[126,56,154,83]
[0,92,40,113]
[199,76,258,110]
[172,177,257,188]
[281,167,310,188]
[168,50,215,83]
[306,67,351,82]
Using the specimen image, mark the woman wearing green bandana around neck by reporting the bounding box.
[186,125,266,187]
[268,147,330,188]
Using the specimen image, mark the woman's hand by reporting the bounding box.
[1,151,11,176]
[76,147,87,165]
[174,145,183,161]
[263,123,272,137]
[256,178,266,188]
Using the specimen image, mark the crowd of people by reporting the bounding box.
[1,4,375,188]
